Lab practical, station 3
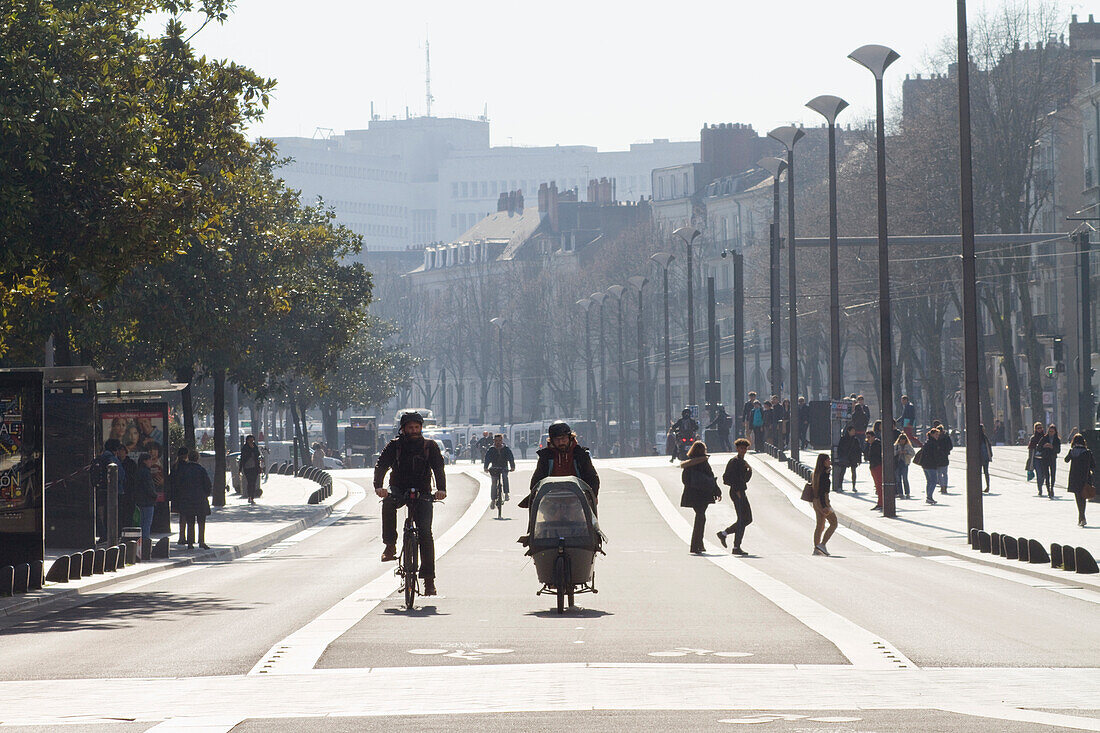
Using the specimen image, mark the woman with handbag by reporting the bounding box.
[240,434,263,505]
[809,453,838,556]
[680,441,721,555]
[1064,434,1096,527]
[894,432,915,499]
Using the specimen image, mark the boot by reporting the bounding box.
[423,578,437,596]
[381,543,397,562]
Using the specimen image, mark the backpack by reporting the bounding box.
[752,408,763,427]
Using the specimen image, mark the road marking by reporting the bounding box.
[249,468,492,675]
[615,466,916,671]
[925,555,1100,606]
[143,716,245,733]
[649,648,752,659]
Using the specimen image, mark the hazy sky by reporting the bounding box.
[178,0,1063,150]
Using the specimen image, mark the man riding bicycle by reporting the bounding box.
[374,411,447,596]
[482,433,516,508]
[519,421,600,509]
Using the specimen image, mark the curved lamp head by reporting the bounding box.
[672,226,701,245]
[650,251,675,269]
[627,275,648,292]
[767,125,805,152]
[848,44,900,80]
[576,296,593,312]
[758,156,788,179]
[805,95,849,125]
[489,316,507,330]
[606,284,626,300]
[590,291,607,306]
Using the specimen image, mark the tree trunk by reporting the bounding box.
[212,368,226,506]
[321,401,339,448]
[176,365,196,449]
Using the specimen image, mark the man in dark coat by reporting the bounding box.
[374,412,447,595]
[483,433,516,507]
[717,438,753,555]
[835,425,862,492]
[520,421,600,507]
[851,395,871,436]
[707,406,734,452]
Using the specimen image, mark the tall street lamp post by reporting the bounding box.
[768,126,806,463]
[576,297,595,433]
[673,226,702,408]
[956,1,983,531]
[590,291,608,456]
[629,275,649,456]
[850,43,900,518]
[490,317,507,433]
[607,285,627,455]
[650,252,676,432]
[758,157,787,401]
[806,94,850,400]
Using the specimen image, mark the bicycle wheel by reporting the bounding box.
[553,555,571,614]
[403,529,418,610]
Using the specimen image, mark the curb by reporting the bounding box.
[748,454,1100,591]
[0,478,355,620]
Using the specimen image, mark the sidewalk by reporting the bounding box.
[747,445,1100,591]
[1,473,352,618]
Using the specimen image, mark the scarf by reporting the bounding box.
[551,440,577,477]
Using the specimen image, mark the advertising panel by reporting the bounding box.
[99,401,170,533]
[44,381,97,548]
[0,371,45,567]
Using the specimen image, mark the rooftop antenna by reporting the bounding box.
[425,31,434,118]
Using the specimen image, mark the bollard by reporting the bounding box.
[140,537,151,563]
[151,537,169,559]
[990,532,1000,555]
[115,544,126,570]
[1002,535,1018,560]
[977,531,991,553]
[1074,547,1098,574]
[104,546,120,572]
[1051,543,1064,569]
[0,565,13,597]
[1062,544,1077,572]
[969,528,979,550]
[124,540,137,565]
[1028,539,1049,564]
[29,560,43,590]
[93,548,106,574]
[68,554,83,580]
[45,555,70,583]
[81,549,94,577]
[13,563,29,593]
[308,489,321,505]
[1018,537,1030,562]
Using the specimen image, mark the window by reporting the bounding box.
[481,181,488,197]
[461,182,469,198]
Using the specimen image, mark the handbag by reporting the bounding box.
[800,482,815,502]
[912,447,925,467]
[1083,484,1096,500]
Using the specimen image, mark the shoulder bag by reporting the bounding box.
[800,481,815,502]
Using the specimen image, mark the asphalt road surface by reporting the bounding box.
[1,459,1098,732]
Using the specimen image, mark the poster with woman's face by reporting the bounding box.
[100,403,169,501]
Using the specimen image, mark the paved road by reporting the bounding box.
[1,459,1098,732]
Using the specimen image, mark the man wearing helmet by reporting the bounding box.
[374,411,447,595]
[518,421,600,508]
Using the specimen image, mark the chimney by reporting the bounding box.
[538,182,549,214]
[497,192,508,212]
[507,191,515,214]
[516,190,524,213]
[549,182,560,232]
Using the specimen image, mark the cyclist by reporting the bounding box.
[519,421,600,509]
[374,411,447,596]
[482,433,516,508]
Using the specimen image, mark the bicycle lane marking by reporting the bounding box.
[612,466,916,671]
[247,467,492,676]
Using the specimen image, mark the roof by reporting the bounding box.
[408,207,545,272]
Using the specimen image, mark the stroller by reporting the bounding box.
[524,476,604,613]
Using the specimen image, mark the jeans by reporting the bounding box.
[924,468,939,501]
[382,492,436,578]
[1034,459,1048,494]
[489,468,510,504]
[138,505,155,540]
[937,466,949,490]
[895,461,911,496]
[722,490,753,548]
[837,463,858,490]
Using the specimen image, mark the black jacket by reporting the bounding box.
[722,456,752,495]
[919,437,950,469]
[1064,446,1096,492]
[374,436,447,492]
[670,416,699,439]
[132,464,158,508]
[483,445,516,471]
[239,443,263,473]
[851,404,870,431]
[836,434,863,466]
[529,444,599,495]
[680,457,720,508]
[864,438,883,468]
[175,461,212,517]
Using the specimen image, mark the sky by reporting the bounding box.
[175,0,1074,150]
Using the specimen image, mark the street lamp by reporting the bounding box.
[629,275,649,456]
[768,126,806,463]
[650,252,676,432]
[606,284,627,456]
[758,156,787,401]
[590,291,608,456]
[489,317,507,433]
[806,94,849,401]
[850,42,900,518]
[673,226,702,408]
[576,297,595,431]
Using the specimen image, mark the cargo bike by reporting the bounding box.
[523,476,604,613]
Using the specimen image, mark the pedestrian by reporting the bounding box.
[978,423,993,492]
[762,401,776,445]
[851,395,870,436]
[1064,433,1096,527]
[1027,422,1050,497]
[517,435,529,460]
[133,452,159,553]
[809,453,838,556]
[750,400,765,451]
[120,447,139,531]
[741,391,758,447]
[775,399,790,447]
[679,441,721,555]
[171,446,189,545]
[992,418,1006,445]
[835,425,862,492]
[177,449,212,549]
[311,441,326,469]
[899,394,921,447]
[930,420,953,493]
[864,429,883,510]
[240,434,263,505]
[894,432,915,499]
[797,396,809,449]
[914,426,946,505]
[707,405,733,452]
[1042,424,1062,497]
[717,438,753,555]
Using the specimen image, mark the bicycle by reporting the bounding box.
[488,467,509,518]
[395,487,430,610]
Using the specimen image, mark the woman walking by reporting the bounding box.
[1064,434,1096,527]
[1042,424,1062,497]
[750,401,765,451]
[240,435,263,505]
[717,438,753,555]
[680,441,721,555]
[810,453,838,556]
[1028,422,1051,497]
[894,432,915,499]
[918,426,947,505]
[978,424,993,492]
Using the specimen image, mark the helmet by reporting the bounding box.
[399,411,424,430]
[547,421,572,439]
[681,408,692,417]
